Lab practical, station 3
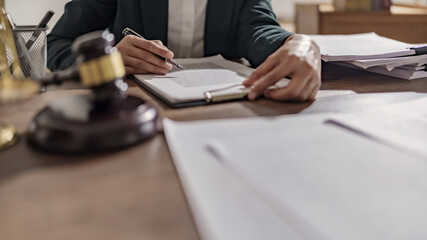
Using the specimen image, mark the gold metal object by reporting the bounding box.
[79,51,125,87]
[0,78,39,103]
[0,2,35,151]
[0,121,19,150]
[0,1,39,104]
[204,84,250,103]
[0,3,23,78]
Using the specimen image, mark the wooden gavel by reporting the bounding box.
[27,30,159,154]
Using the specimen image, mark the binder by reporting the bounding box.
[132,75,250,108]
[131,55,257,108]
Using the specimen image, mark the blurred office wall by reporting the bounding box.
[272,0,330,20]
[5,0,70,31]
[272,0,425,20]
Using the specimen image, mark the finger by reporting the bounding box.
[242,56,278,86]
[247,61,294,100]
[298,68,321,101]
[129,36,174,59]
[125,66,149,75]
[128,48,173,70]
[125,66,135,75]
[153,40,166,48]
[279,67,315,99]
[120,43,172,70]
[122,55,169,75]
[308,85,318,101]
[264,71,314,101]
[291,71,316,101]
[308,77,321,101]
[297,74,319,101]
[121,43,173,70]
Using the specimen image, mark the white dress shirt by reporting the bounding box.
[167,0,208,58]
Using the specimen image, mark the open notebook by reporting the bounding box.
[133,55,260,107]
[133,55,355,108]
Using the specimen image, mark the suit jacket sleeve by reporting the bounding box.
[236,0,293,67]
[47,0,117,70]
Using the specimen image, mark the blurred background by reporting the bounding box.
[6,0,68,30]
[5,0,427,42]
[6,0,426,26]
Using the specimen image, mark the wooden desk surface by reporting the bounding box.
[1,64,427,240]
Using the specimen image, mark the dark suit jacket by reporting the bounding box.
[47,0,293,70]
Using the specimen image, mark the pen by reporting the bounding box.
[409,45,427,56]
[122,27,185,70]
[26,10,55,49]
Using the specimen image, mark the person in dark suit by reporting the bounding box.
[48,0,321,101]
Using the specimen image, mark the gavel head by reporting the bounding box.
[72,30,128,105]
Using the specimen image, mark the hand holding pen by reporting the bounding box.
[117,27,184,75]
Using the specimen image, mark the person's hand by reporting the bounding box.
[116,35,174,75]
[242,34,321,102]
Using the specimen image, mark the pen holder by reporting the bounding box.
[5,25,48,81]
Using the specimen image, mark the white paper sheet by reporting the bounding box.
[347,54,427,70]
[334,61,427,80]
[360,65,427,80]
[164,114,427,240]
[164,117,307,240]
[329,97,427,158]
[396,65,426,71]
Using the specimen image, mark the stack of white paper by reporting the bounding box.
[309,33,427,80]
[163,104,427,239]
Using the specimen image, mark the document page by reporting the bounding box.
[164,114,427,240]
[205,119,427,240]
[334,62,427,80]
[348,54,427,70]
[166,62,246,88]
[163,117,308,240]
[329,96,427,158]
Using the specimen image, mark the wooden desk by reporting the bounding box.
[1,65,427,240]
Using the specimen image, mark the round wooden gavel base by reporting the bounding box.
[27,94,159,154]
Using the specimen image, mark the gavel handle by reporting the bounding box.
[40,67,80,86]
